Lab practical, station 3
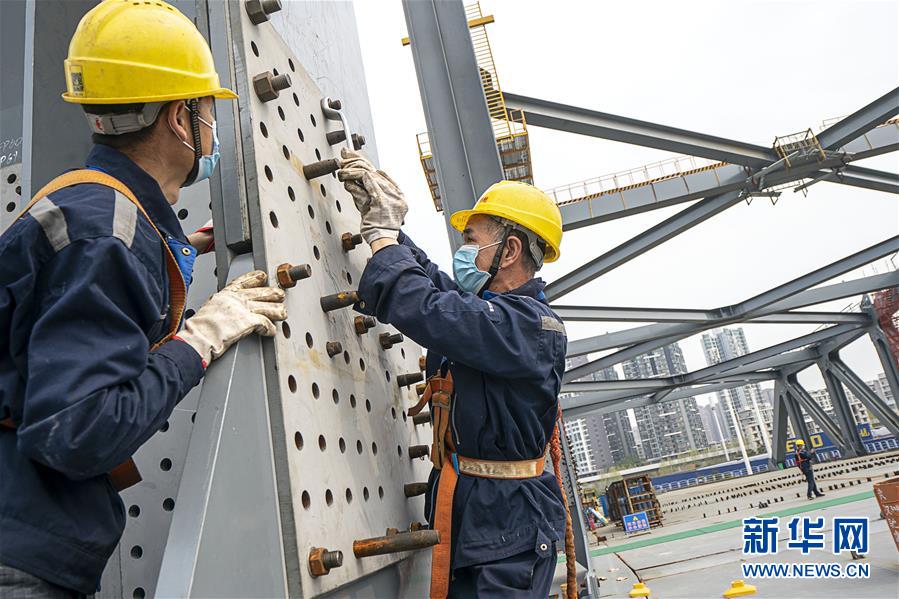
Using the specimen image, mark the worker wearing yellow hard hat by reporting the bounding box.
[338,147,572,598]
[793,439,826,500]
[0,1,284,594]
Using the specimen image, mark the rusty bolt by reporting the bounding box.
[419,355,427,371]
[415,383,427,396]
[352,133,366,150]
[327,98,343,110]
[308,546,343,577]
[326,130,348,146]
[245,0,282,24]
[397,372,424,388]
[320,290,360,312]
[354,315,377,335]
[412,411,431,426]
[408,445,429,460]
[253,71,291,103]
[276,263,312,288]
[303,158,340,180]
[353,530,440,558]
[326,341,343,358]
[379,332,404,350]
[385,527,400,537]
[404,482,428,498]
[409,521,425,532]
[341,232,364,252]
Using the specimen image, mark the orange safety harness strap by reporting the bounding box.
[551,407,578,599]
[1,170,187,492]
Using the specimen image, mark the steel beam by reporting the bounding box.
[783,389,812,445]
[841,119,899,160]
[402,0,503,252]
[564,239,898,379]
[860,296,899,412]
[503,92,777,167]
[818,360,865,457]
[547,191,743,300]
[833,164,899,195]
[784,377,846,448]
[817,87,899,150]
[554,305,868,325]
[829,357,899,437]
[562,371,776,395]
[771,381,789,466]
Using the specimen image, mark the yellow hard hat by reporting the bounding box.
[450,180,563,263]
[63,0,237,105]
[795,439,805,446]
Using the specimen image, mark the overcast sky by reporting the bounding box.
[352,0,899,400]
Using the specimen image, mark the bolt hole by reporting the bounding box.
[339,437,347,453]
[336,200,342,213]
[318,435,327,451]
[325,489,333,506]
[288,375,297,393]
[365,399,372,413]
[315,148,321,161]
[251,41,259,57]
[359,358,366,371]
[310,114,317,127]
[128,505,140,518]
[5,203,15,213]
[131,545,143,559]
[7,173,17,184]
[313,246,321,260]
[282,321,291,338]
[402,411,407,422]
[163,498,175,511]
[401,348,406,359]
[302,491,311,509]
[185,308,196,319]
[320,184,327,197]
[133,588,146,599]
[312,383,320,399]
[307,204,315,219]
[278,106,285,121]
[332,389,340,404]
[391,407,397,419]
[160,420,170,433]
[288,186,295,201]
[385,371,391,382]
[349,394,357,408]
[345,488,353,503]
[160,458,172,471]
[297,128,304,142]
[378,486,384,499]
[272,68,279,76]
[356,440,363,454]
[371,442,378,455]
[177,208,188,220]
[288,58,295,72]
[269,210,278,227]
[264,165,273,182]
[363,487,370,501]
[397,445,402,457]
[305,332,313,348]
[282,145,290,160]
[295,432,303,450]
[344,351,350,364]
[260,121,268,137]
[292,93,299,107]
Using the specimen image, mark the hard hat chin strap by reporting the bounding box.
[482,224,513,293]
[180,99,203,187]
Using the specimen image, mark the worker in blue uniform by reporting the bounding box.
[0,2,286,596]
[794,439,825,499]
[338,149,576,598]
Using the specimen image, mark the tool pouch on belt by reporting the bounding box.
[408,372,454,470]
[1,170,188,492]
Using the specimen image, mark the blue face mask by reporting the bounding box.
[453,240,502,294]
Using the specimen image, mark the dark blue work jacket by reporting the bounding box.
[0,145,205,593]
[796,448,815,474]
[357,232,568,569]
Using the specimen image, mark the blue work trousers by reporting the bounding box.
[448,545,557,598]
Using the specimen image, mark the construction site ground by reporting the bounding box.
[551,451,899,598]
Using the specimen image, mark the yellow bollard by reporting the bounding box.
[722,579,757,597]
[629,581,652,598]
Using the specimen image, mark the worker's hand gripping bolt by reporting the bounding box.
[177,270,287,365]
[336,147,408,245]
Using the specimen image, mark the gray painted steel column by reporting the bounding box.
[783,390,811,445]
[771,382,789,466]
[785,378,846,448]
[402,0,503,252]
[829,358,899,436]
[818,361,865,457]
[862,298,899,410]
[20,0,95,201]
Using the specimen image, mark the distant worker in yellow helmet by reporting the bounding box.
[0,1,285,594]
[793,439,825,500]
[338,149,576,598]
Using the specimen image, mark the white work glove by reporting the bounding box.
[337,147,408,245]
[177,270,287,365]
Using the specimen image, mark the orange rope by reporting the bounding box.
[550,407,578,599]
